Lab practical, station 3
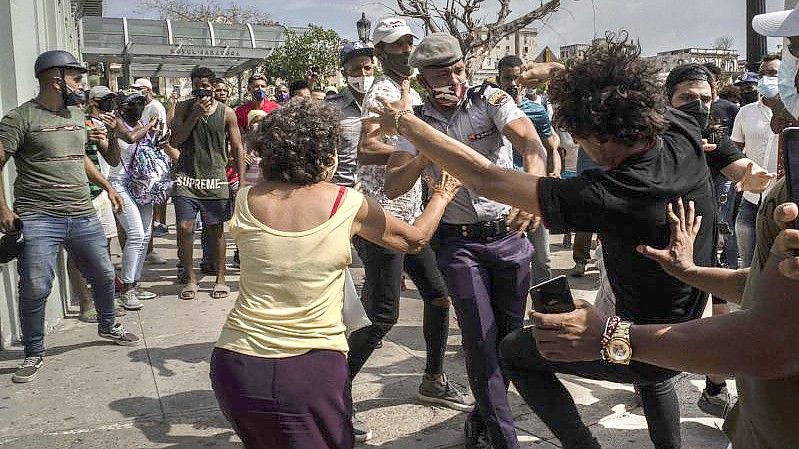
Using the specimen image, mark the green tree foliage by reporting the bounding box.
[261,26,341,83]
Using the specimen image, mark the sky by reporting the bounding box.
[104,0,791,59]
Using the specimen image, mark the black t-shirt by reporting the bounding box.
[706,135,745,178]
[710,98,740,132]
[538,108,716,324]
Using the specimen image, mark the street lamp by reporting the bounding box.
[357,12,371,43]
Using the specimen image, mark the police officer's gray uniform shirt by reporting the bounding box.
[326,87,362,187]
[396,86,525,224]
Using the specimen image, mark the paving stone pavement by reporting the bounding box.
[0,225,733,448]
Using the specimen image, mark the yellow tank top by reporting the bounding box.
[216,185,364,358]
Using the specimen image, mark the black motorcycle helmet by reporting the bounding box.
[34,50,87,78]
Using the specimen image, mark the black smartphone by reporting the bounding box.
[530,275,576,314]
[782,127,799,229]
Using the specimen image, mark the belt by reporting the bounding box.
[439,217,511,241]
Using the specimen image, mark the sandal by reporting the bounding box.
[211,284,230,299]
[180,283,199,300]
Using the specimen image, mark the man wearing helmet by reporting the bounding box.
[0,50,141,384]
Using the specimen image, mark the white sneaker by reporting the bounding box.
[134,287,157,300]
[118,290,143,310]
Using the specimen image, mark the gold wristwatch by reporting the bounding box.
[604,321,633,365]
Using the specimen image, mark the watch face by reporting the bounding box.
[608,339,632,362]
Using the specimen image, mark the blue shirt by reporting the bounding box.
[514,98,553,168]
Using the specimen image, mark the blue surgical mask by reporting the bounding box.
[757,76,779,99]
[779,48,799,120]
[253,88,267,101]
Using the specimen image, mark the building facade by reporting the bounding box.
[0,0,84,349]
[646,48,741,82]
[559,43,590,60]
[472,27,538,83]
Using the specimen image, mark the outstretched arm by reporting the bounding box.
[363,80,544,216]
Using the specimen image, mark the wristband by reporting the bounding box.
[393,109,413,135]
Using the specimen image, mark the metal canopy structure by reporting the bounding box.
[80,17,300,78]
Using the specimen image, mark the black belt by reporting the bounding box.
[439,217,511,241]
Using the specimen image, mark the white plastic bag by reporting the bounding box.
[343,268,371,337]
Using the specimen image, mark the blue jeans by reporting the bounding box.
[735,199,758,268]
[715,177,739,269]
[18,214,117,357]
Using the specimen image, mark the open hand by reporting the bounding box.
[736,162,775,194]
[362,79,413,138]
[637,198,702,277]
[529,298,607,362]
[98,112,117,129]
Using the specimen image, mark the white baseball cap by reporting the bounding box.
[372,17,418,45]
[132,78,153,90]
[753,4,799,37]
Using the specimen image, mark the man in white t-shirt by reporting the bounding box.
[732,54,781,267]
[133,78,167,125]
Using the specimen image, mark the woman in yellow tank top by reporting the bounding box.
[210,97,460,449]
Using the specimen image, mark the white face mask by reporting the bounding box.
[779,47,799,120]
[347,75,374,94]
[757,76,779,99]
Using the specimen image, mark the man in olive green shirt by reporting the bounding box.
[169,66,245,300]
[0,50,141,384]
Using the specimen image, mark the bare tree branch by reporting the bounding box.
[391,0,560,76]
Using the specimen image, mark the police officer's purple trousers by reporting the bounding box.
[437,232,533,449]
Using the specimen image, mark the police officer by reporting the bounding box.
[327,41,375,188]
[0,50,141,384]
[383,33,547,449]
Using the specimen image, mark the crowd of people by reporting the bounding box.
[2,5,799,449]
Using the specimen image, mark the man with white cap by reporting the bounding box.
[350,17,474,443]
[132,77,167,125]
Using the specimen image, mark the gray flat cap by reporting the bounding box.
[409,33,463,68]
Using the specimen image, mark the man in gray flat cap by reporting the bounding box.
[383,32,548,449]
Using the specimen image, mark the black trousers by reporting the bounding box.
[348,236,450,379]
[500,329,682,449]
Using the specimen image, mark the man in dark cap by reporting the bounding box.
[383,33,546,449]
[665,62,775,418]
[0,50,141,384]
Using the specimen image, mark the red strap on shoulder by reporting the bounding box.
[329,186,347,218]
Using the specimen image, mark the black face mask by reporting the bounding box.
[677,99,710,130]
[740,90,759,105]
[192,88,213,99]
[121,105,144,124]
[97,96,117,113]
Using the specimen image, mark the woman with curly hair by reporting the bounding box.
[209,97,460,449]
[364,32,720,449]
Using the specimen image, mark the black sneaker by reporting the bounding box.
[464,414,492,449]
[98,322,141,346]
[352,413,372,443]
[12,356,43,383]
[417,374,475,411]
